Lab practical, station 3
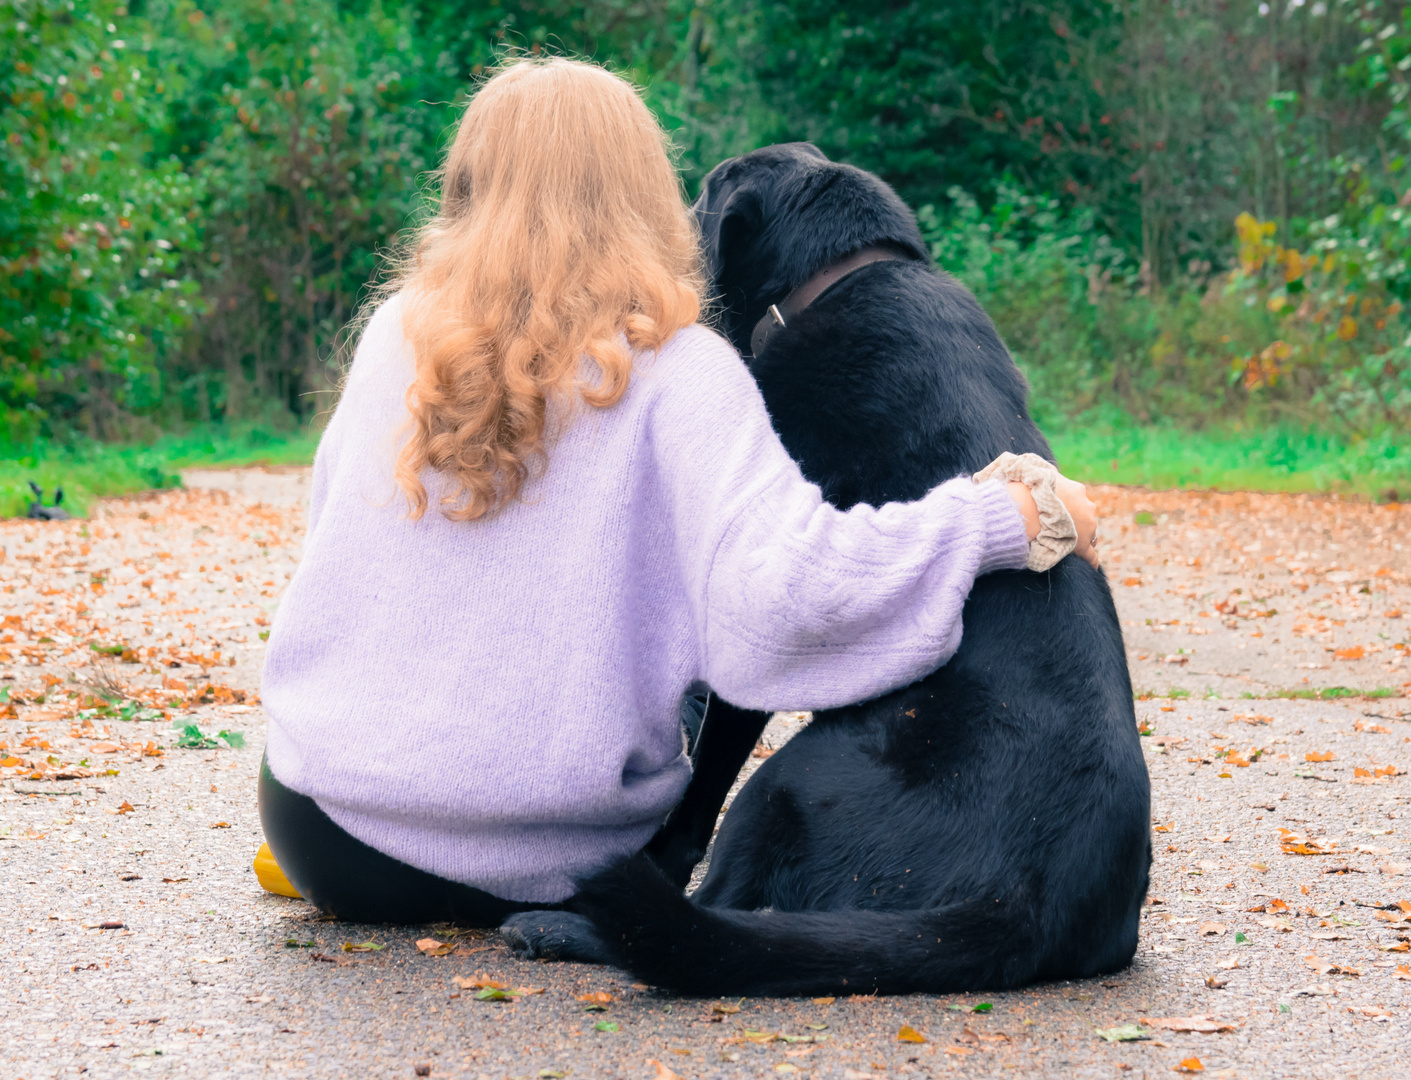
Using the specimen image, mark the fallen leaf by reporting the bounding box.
[958,1026,1008,1044]
[1140,1016,1237,1033]
[1333,646,1365,661]
[811,996,835,1006]
[1304,954,1360,976]
[711,1000,741,1014]
[209,821,230,829]
[452,973,504,990]
[1199,922,1227,937]
[579,991,614,1005]
[648,1061,681,1080]
[1395,964,1411,980]
[1305,751,1335,762]
[896,1025,925,1044]
[415,937,454,957]
[1291,983,1338,996]
[1094,1024,1150,1042]
[342,940,383,953]
[1216,956,1241,969]
[475,986,518,1002]
[1175,1058,1204,1073]
[1204,975,1229,989]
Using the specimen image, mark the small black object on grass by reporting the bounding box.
[27,481,71,521]
[413,1065,431,1077]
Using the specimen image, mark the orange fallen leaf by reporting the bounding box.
[1305,751,1334,762]
[811,996,835,1005]
[116,801,134,814]
[415,937,454,957]
[897,1025,926,1044]
[452,973,505,990]
[648,1061,682,1080]
[1175,1058,1204,1073]
[578,991,614,1004]
[1334,646,1365,661]
[1395,964,1411,980]
[209,821,229,829]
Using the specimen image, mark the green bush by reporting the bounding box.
[921,184,1411,439]
[1,0,202,442]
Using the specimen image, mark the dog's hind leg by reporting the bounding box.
[646,696,771,888]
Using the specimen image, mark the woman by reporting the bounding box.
[258,58,1098,924]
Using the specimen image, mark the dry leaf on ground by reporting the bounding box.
[1139,1016,1237,1034]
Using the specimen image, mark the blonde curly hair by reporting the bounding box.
[388,57,704,521]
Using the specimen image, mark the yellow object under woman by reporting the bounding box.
[252,842,302,898]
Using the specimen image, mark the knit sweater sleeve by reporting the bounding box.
[648,327,1032,713]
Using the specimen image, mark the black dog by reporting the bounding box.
[503,144,1150,996]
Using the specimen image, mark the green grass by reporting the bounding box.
[7,414,1411,519]
[1137,686,1403,701]
[1049,421,1411,499]
[0,424,320,519]
[1270,686,1401,700]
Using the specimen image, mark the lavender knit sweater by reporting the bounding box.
[261,295,1031,901]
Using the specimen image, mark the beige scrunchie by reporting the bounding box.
[974,452,1077,572]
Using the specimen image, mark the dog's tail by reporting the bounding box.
[571,853,1046,997]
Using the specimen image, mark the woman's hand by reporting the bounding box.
[1007,477,1100,568]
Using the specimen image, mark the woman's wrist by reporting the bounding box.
[1006,481,1041,541]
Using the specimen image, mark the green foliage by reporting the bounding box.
[151,0,443,422]
[1,0,202,441]
[4,0,1411,458]
[173,721,245,749]
[920,184,1411,441]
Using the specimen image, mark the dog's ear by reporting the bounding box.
[28,480,42,499]
[696,183,762,284]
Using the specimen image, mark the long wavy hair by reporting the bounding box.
[387,58,705,521]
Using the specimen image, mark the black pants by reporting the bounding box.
[258,755,544,925]
[257,694,707,924]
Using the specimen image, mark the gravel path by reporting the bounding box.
[2,473,1409,1080]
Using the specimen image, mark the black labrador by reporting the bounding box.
[503,143,1150,996]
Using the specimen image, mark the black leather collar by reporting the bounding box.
[749,245,908,357]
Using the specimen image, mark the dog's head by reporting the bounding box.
[693,144,927,355]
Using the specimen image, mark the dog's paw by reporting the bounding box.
[500,911,615,964]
